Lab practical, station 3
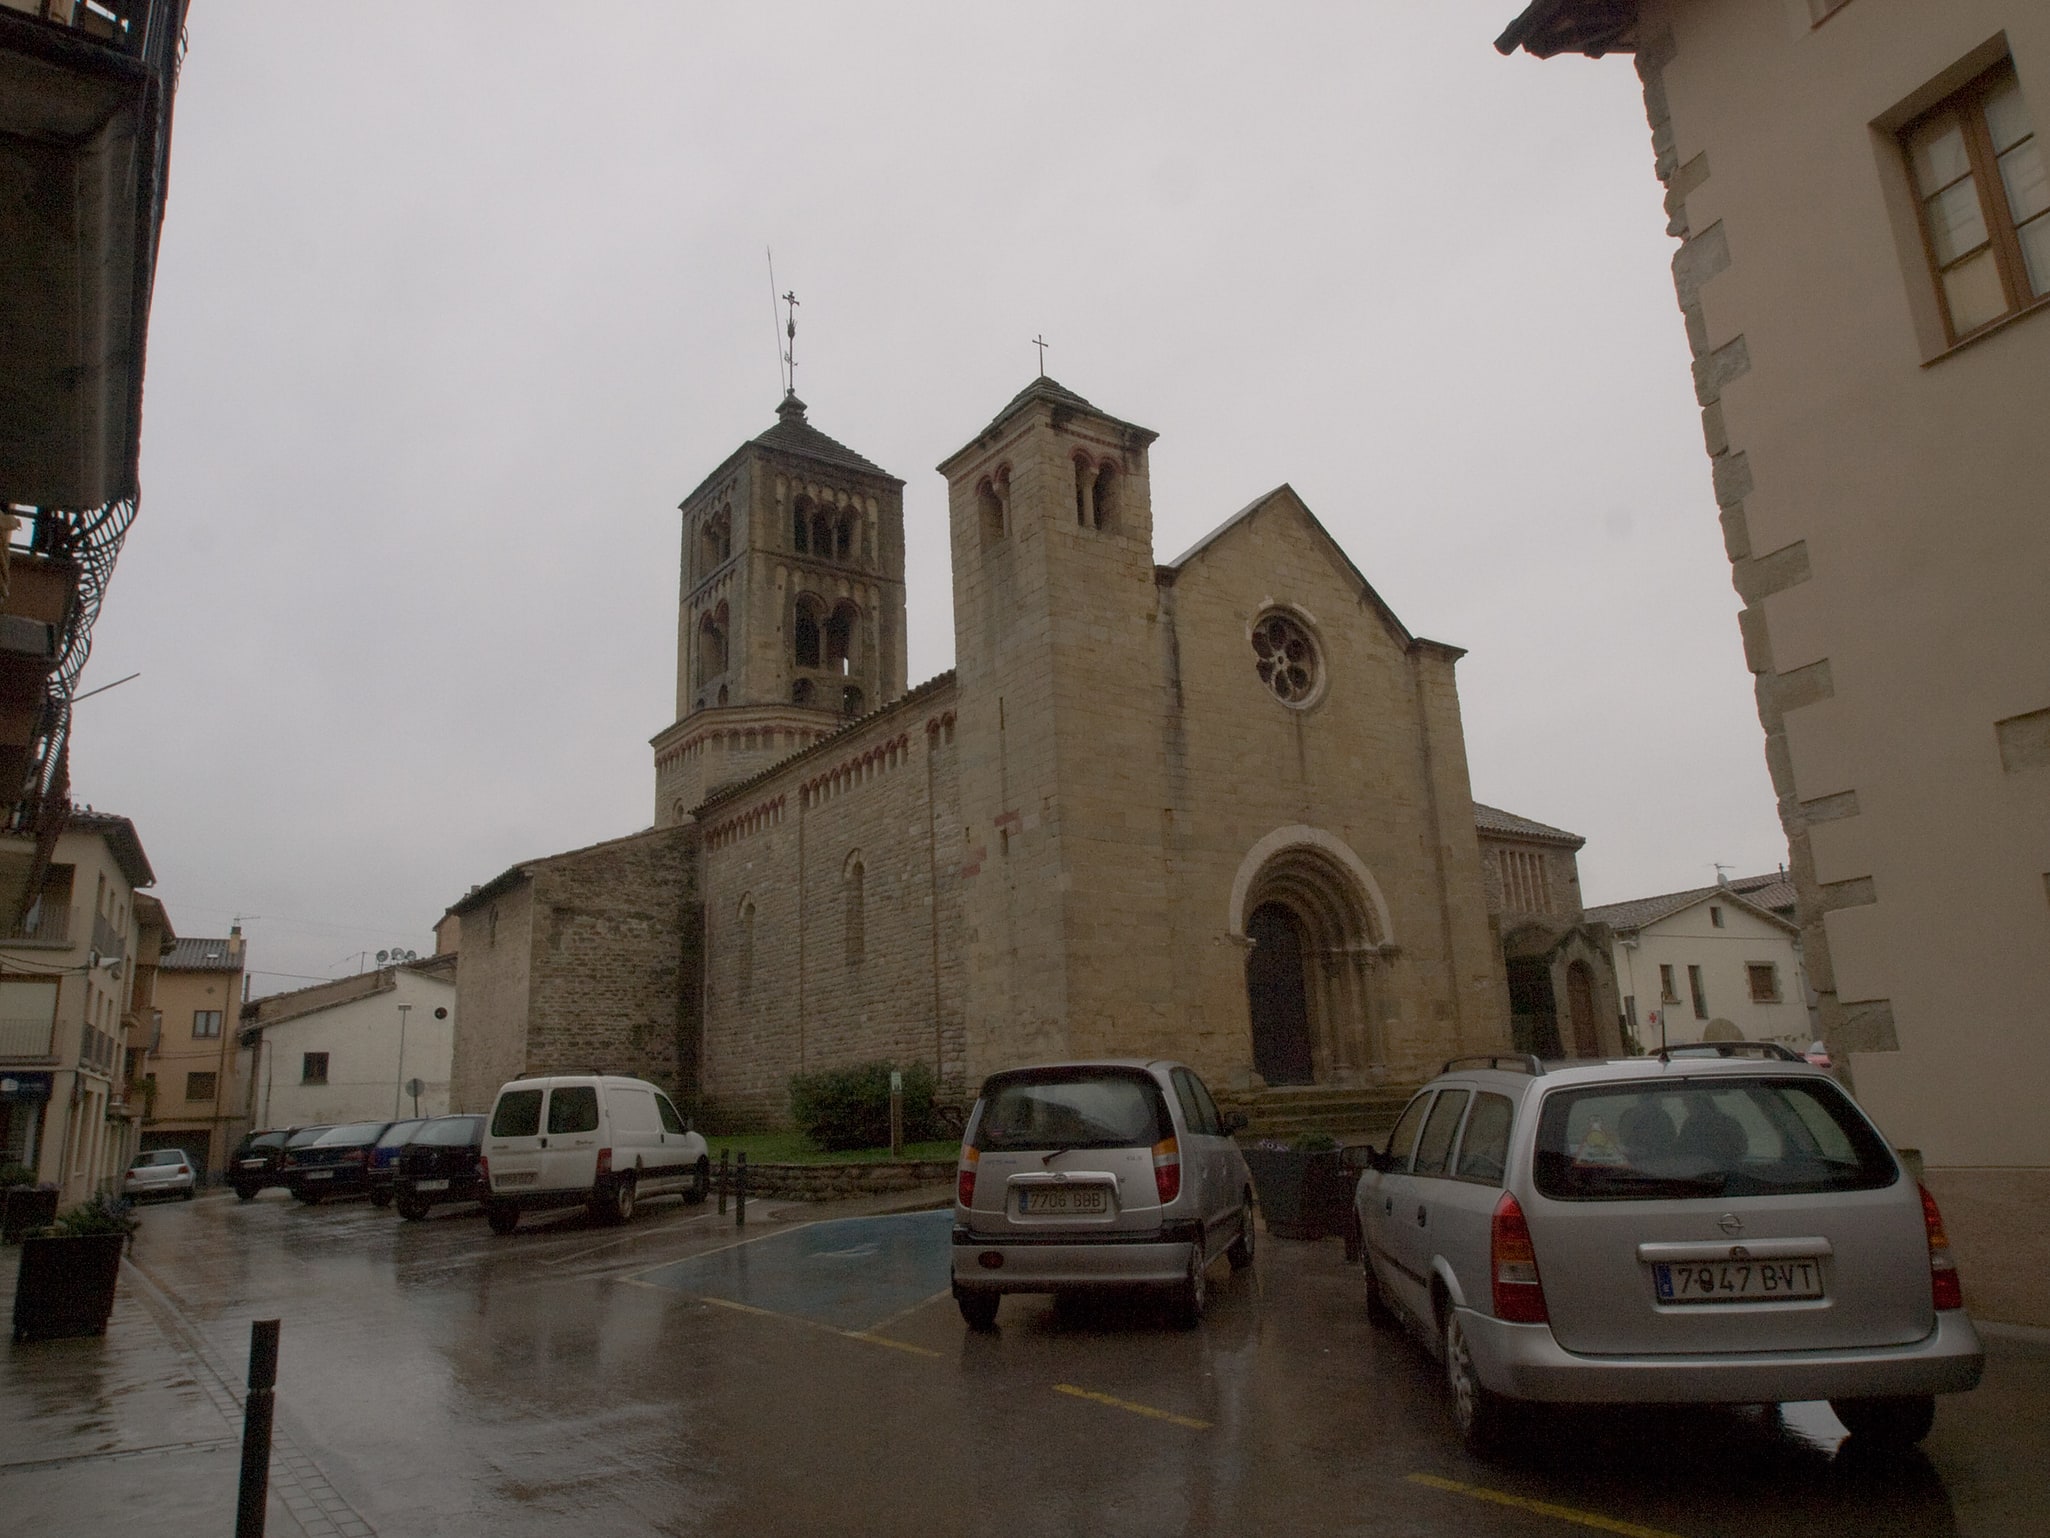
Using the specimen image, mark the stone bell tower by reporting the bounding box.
[651,392,907,824]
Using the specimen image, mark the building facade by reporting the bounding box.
[0,810,155,1203]
[240,956,457,1130]
[453,379,1513,1128]
[1474,804,1623,1058]
[1499,0,2050,1322]
[1589,880,1810,1051]
[139,930,249,1176]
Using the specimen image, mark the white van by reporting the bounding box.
[480,1074,710,1234]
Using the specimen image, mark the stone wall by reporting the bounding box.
[449,879,535,1114]
[697,678,966,1130]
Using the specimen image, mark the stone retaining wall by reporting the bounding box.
[718,1159,956,1202]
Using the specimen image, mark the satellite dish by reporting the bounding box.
[376,950,390,964]
[405,949,419,961]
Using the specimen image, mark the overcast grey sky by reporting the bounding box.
[74,3,1786,997]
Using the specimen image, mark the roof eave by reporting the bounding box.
[1495,0,1640,58]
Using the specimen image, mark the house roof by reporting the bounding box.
[1495,0,1639,58]
[161,937,242,972]
[238,953,454,1034]
[680,393,903,507]
[1728,871,1797,916]
[1585,883,1797,936]
[449,823,701,918]
[977,375,1156,448]
[67,809,154,890]
[1473,802,1585,848]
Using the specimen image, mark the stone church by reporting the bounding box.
[448,376,1517,1126]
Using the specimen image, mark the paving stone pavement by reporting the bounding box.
[2,1239,376,1538]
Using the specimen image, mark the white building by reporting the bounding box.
[239,956,457,1129]
[1589,878,1812,1053]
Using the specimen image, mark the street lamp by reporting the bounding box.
[394,1003,412,1119]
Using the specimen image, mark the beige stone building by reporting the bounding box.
[138,930,248,1176]
[1474,804,1623,1058]
[452,378,1514,1126]
[1498,0,2049,1322]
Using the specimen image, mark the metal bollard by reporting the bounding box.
[735,1151,747,1226]
[236,1318,281,1538]
[717,1149,729,1216]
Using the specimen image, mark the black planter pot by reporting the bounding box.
[12,1231,125,1342]
[1243,1147,1356,1241]
[2,1185,58,1244]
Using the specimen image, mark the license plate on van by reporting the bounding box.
[1654,1259,1824,1303]
[495,1171,537,1186]
[1019,1186,1108,1216]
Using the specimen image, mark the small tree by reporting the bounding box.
[788,1060,941,1151]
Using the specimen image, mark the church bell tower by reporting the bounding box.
[651,392,907,824]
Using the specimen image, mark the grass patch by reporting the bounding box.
[705,1132,959,1166]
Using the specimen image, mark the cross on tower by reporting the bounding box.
[1032,333,1049,375]
[782,290,801,394]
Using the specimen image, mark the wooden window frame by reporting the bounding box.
[302,1051,329,1085]
[1747,962,1782,1004]
[1687,964,1709,1021]
[1902,59,2047,347]
[185,1070,217,1103]
[192,1008,222,1040]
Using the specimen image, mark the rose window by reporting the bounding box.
[1253,612,1320,705]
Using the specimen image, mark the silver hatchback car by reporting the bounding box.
[1354,1047,1984,1452]
[952,1060,1255,1330]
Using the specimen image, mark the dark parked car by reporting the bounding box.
[233,1126,318,1200]
[394,1115,487,1220]
[365,1119,427,1207]
[281,1120,392,1203]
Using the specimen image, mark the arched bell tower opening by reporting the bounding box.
[1231,828,1394,1087]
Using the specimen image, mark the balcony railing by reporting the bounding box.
[4,902,71,946]
[0,1014,57,1059]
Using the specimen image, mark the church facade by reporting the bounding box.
[450,377,1512,1128]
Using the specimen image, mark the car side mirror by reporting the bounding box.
[1221,1110,1249,1136]
[1339,1144,1382,1174]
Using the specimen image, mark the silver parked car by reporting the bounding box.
[122,1148,197,1202]
[1354,1047,1984,1452]
[951,1059,1255,1330]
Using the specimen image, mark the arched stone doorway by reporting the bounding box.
[1567,959,1598,1057]
[1230,828,1394,1086]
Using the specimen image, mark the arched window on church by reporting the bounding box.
[793,497,812,554]
[738,896,755,1001]
[697,603,729,687]
[792,678,815,706]
[835,514,854,562]
[793,593,824,669]
[1074,457,1091,527]
[825,601,858,676]
[812,510,834,559]
[977,475,1006,546]
[843,856,865,966]
[1091,464,1117,532]
[698,507,731,577]
[842,684,863,717]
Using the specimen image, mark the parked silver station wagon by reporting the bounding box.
[952,1060,1255,1329]
[1353,1047,1984,1452]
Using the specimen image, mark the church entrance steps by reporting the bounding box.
[1215,1084,1419,1145]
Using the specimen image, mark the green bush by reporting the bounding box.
[789,1060,941,1152]
[42,1193,139,1238]
[0,1162,38,1189]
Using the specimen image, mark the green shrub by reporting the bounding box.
[42,1193,139,1238]
[1292,1131,1339,1152]
[789,1060,941,1152]
[0,1162,38,1189]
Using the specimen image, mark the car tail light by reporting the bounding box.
[956,1145,978,1207]
[1920,1184,1963,1311]
[342,1148,366,1164]
[478,1154,491,1188]
[596,1148,613,1178]
[1153,1137,1181,1205]
[1490,1191,1549,1323]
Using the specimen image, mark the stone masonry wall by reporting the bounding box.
[697,681,965,1131]
[449,881,535,1114]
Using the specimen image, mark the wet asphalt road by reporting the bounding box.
[85,1187,2050,1538]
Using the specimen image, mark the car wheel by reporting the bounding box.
[485,1203,519,1235]
[1831,1395,1936,1446]
[686,1154,710,1205]
[591,1173,636,1225]
[1364,1252,1398,1329]
[368,1188,392,1209]
[292,1190,321,1205]
[957,1289,999,1331]
[1444,1309,1514,1455]
[1169,1245,1208,1329]
[182,1187,196,1201]
[396,1195,429,1222]
[233,1184,259,1203]
[1227,1193,1256,1271]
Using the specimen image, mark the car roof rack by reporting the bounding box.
[1656,1041,1807,1063]
[1439,1053,1547,1077]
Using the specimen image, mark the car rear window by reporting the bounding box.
[491,1090,542,1138]
[1533,1076,1898,1201]
[286,1127,330,1147]
[415,1116,483,1146]
[973,1070,1167,1151]
[375,1122,424,1149]
[133,1150,184,1167]
[321,1121,388,1144]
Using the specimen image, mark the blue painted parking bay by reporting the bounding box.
[638,1210,954,1333]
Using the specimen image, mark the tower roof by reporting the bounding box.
[977,374,1156,444]
[681,393,903,507]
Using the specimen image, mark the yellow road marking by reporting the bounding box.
[1053,1383,1210,1431]
[691,1293,942,1357]
[1406,1474,1683,1538]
